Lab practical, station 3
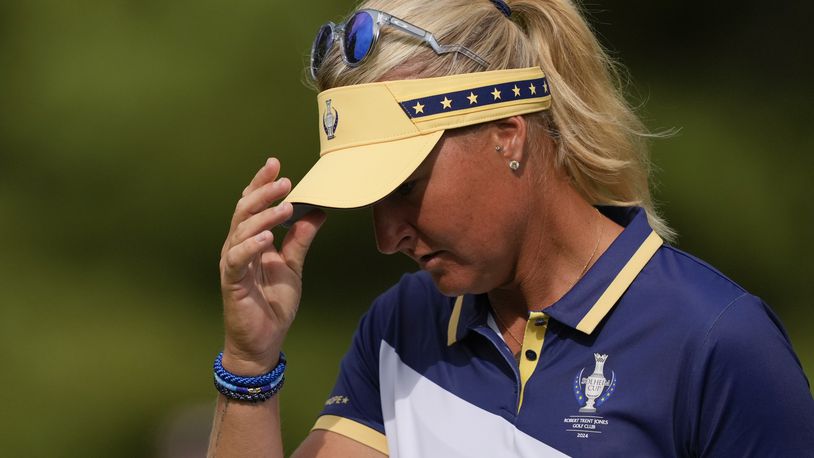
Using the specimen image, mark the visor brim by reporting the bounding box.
[283,130,444,222]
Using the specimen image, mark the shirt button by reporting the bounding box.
[525,350,538,361]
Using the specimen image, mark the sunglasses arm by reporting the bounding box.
[434,43,489,68]
[383,15,489,69]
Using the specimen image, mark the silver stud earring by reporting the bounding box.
[509,160,520,171]
[495,145,503,153]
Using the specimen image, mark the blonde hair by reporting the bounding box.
[311,0,675,242]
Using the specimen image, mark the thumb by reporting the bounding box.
[281,208,328,277]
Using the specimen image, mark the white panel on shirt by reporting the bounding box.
[379,341,570,458]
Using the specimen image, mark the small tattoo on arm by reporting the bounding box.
[207,396,230,457]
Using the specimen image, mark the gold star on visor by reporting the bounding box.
[440,97,452,109]
[412,101,425,114]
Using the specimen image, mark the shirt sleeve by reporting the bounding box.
[311,297,392,455]
[689,293,814,457]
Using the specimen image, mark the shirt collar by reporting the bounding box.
[447,206,663,345]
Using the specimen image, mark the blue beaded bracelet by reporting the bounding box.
[213,351,287,402]
[214,372,284,394]
[214,378,284,402]
[213,352,286,387]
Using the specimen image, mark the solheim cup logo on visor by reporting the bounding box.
[574,353,617,413]
[322,99,339,139]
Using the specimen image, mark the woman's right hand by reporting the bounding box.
[219,157,326,375]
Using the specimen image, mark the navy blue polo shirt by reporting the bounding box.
[312,207,814,457]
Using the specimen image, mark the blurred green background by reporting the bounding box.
[0,0,811,456]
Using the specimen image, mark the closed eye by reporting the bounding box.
[394,180,417,196]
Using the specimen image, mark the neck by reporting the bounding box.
[488,173,623,319]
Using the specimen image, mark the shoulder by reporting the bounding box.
[630,246,814,453]
[681,286,814,454]
[646,244,801,351]
[648,245,748,314]
[624,244,801,373]
[632,244,770,337]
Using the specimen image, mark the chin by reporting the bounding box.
[426,269,488,297]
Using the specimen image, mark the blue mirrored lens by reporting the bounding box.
[311,24,334,76]
[344,12,374,64]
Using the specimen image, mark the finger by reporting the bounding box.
[229,178,292,234]
[242,157,281,198]
[221,230,275,284]
[230,201,294,248]
[281,209,328,278]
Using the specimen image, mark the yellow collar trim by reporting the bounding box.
[446,231,663,343]
[447,296,465,346]
[575,231,663,334]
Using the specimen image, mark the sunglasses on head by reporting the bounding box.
[310,9,490,80]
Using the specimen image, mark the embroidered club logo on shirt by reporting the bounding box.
[563,353,617,439]
[575,353,616,412]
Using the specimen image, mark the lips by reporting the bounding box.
[417,251,443,269]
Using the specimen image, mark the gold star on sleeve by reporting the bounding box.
[491,88,502,100]
[543,82,548,94]
[440,97,452,109]
[512,85,521,97]
[413,101,425,114]
[528,83,537,95]
[467,92,479,104]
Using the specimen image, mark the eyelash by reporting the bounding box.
[395,180,417,196]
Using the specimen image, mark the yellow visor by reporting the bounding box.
[284,67,552,216]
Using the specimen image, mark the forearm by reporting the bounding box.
[207,393,284,458]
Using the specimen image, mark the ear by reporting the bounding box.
[490,115,528,164]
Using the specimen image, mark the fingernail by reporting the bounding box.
[278,202,292,213]
[255,231,270,243]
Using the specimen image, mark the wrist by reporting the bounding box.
[220,350,281,376]
[222,337,284,375]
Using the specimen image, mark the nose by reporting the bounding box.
[372,198,416,255]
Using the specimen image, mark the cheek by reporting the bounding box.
[413,183,472,241]
[422,171,523,255]
[414,150,525,292]
[428,213,521,295]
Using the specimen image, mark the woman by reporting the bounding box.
[208,0,814,456]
